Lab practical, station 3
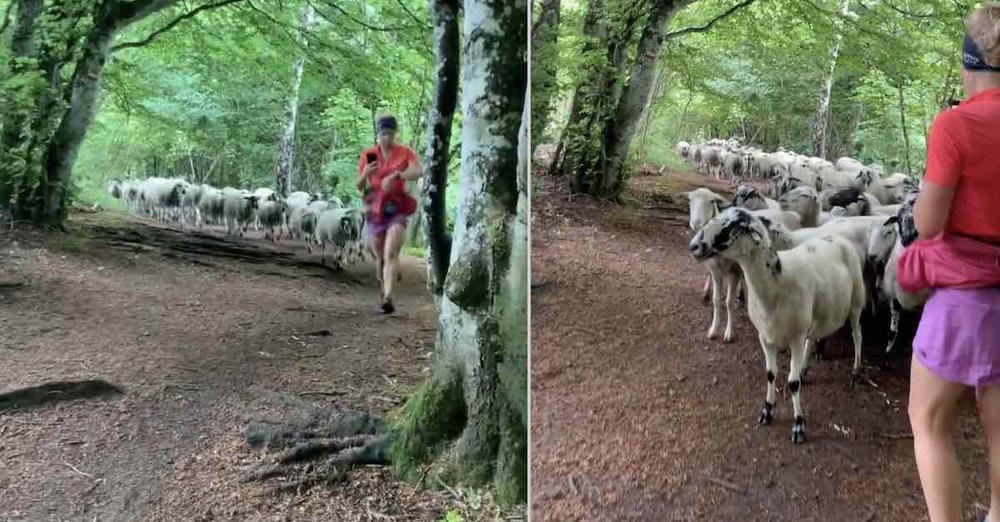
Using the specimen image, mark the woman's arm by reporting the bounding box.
[357,162,376,190]
[398,155,424,181]
[913,180,956,239]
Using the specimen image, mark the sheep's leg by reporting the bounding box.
[801,338,817,384]
[886,299,901,354]
[789,336,808,444]
[850,305,864,384]
[723,271,737,343]
[706,269,723,340]
[758,334,778,426]
[701,274,711,304]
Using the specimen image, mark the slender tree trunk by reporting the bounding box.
[274,3,315,197]
[637,66,668,161]
[531,0,560,151]
[898,82,911,176]
[420,0,460,296]
[392,0,526,506]
[601,0,691,196]
[34,17,117,223]
[810,0,849,159]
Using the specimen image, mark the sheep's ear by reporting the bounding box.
[883,215,899,226]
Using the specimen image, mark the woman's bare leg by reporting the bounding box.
[978,383,1000,522]
[370,234,386,292]
[909,356,967,522]
[381,222,406,303]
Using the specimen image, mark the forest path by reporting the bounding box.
[0,211,460,521]
[530,168,989,521]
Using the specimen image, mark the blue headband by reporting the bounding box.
[963,33,1000,72]
[376,116,398,132]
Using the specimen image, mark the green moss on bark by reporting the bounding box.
[389,371,467,481]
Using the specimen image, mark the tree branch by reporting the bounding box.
[310,0,422,32]
[0,1,14,38]
[112,0,245,52]
[393,0,430,30]
[113,0,183,29]
[665,0,757,40]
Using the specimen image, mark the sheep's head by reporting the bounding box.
[855,169,876,189]
[683,188,727,231]
[733,184,768,210]
[867,216,899,268]
[779,186,817,214]
[689,207,769,261]
[243,194,261,211]
[897,192,919,247]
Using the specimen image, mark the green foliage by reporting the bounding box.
[548,0,968,176]
[437,511,463,522]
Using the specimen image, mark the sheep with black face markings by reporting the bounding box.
[690,207,866,444]
[221,187,260,236]
[313,207,366,267]
[684,188,801,342]
[866,193,926,353]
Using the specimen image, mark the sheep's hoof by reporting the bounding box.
[758,402,774,425]
[850,370,863,386]
[702,294,711,305]
[791,417,806,444]
[706,330,718,341]
[723,331,734,343]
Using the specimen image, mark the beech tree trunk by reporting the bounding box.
[0,0,184,224]
[392,0,526,506]
[273,2,315,197]
[810,0,849,159]
[557,0,690,200]
[600,0,691,194]
[420,0,460,296]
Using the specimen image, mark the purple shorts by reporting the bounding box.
[365,212,409,241]
[913,286,1000,386]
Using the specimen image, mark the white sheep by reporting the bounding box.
[684,188,801,342]
[313,207,366,266]
[690,207,866,444]
[198,186,225,227]
[221,187,259,236]
[778,186,821,228]
[256,198,288,242]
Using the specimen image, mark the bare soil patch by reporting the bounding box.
[0,212,504,521]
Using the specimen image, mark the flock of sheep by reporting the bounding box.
[107,178,368,266]
[678,138,926,444]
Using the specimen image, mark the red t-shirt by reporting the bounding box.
[924,88,1000,243]
[359,144,417,197]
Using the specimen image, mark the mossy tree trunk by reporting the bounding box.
[392,0,526,507]
[0,0,239,225]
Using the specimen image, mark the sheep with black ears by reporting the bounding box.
[684,188,802,342]
[313,207,366,266]
[866,194,926,353]
[690,207,866,443]
[221,187,260,236]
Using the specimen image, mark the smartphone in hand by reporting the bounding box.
[366,152,377,164]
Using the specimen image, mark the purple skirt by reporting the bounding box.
[365,212,409,241]
[913,286,1000,386]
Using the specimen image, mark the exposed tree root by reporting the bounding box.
[241,410,393,493]
[0,379,122,411]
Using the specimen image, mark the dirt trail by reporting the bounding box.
[530,171,990,521]
[0,212,458,521]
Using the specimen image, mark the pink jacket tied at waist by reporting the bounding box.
[896,234,1000,293]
